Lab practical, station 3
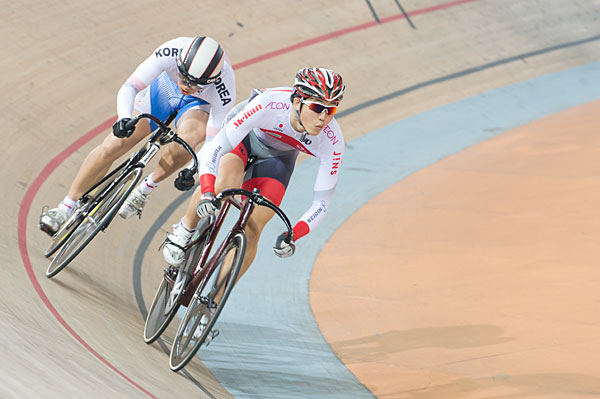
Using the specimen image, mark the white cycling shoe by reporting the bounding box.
[118,186,147,219]
[163,223,193,267]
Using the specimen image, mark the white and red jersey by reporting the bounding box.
[199,87,345,240]
[116,37,236,137]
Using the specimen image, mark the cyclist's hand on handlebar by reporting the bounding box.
[196,192,218,219]
[174,168,195,191]
[112,117,135,138]
[273,231,295,258]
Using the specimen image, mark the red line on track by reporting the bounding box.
[232,0,481,69]
[16,0,481,396]
[16,118,159,398]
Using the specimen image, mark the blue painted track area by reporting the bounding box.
[134,61,600,398]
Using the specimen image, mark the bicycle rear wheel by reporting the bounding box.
[144,220,211,344]
[46,167,143,278]
[169,232,246,372]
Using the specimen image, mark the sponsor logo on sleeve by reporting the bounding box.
[233,104,263,128]
[205,161,216,174]
[307,207,322,223]
[330,151,342,175]
[307,201,328,223]
[205,145,222,173]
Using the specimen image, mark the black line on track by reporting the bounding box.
[394,0,415,29]
[130,31,600,398]
[132,189,217,398]
[336,33,600,118]
[365,0,381,23]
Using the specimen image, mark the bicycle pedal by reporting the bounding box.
[39,206,57,237]
[164,265,178,280]
[39,223,55,237]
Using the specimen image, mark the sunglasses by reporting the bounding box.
[177,71,207,90]
[302,100,338,116]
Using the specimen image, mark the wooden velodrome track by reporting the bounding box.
[3,0,600,398]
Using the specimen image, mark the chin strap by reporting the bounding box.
[294,101,307,142]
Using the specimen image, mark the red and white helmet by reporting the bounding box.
[294,67,345,102]
[177,36,224,85]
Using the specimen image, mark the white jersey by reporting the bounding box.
[116,37,236,137]
[199,87,344,240]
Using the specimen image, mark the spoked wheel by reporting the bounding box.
[169,232,246,372]
[46,167,143,278]
[144,221,211,344]
[44,205,87,258]
[44,168,125,258]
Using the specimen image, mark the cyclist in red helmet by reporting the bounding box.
[40,36,236,235]
[163,67,346,281]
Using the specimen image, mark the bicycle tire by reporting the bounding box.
[43,164,129,258]
[44,206,87,258]
[169,232,246,371]
[46,167,143,278]
[144,223,211,344]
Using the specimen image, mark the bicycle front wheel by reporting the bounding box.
[169,232,246,372]
[44,205,86,258]
[144,222,211,344]
[46,167,143,278]
[44,165,126,258]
